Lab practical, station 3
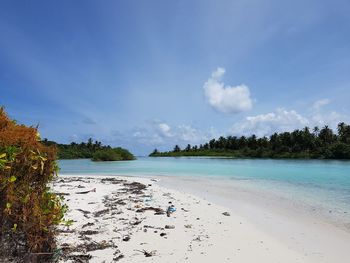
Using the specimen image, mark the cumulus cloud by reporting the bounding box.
[203,67,253,113]
[231,108,309,137]
[310,99,347,128]
[158,123,172,137]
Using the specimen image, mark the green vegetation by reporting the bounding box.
[150,123,350,159]
[92,147,135,161]
[42,138,135,161]
[0,108,66,260]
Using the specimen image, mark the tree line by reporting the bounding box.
[150,122,350,159]
[42,138,135,161]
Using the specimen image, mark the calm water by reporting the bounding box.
[59,157,350,225]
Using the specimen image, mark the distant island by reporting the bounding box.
[150,123,350,159]
[42,138,135,161]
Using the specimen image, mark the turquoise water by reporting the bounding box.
[58,157,350,225]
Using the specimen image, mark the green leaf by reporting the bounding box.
[8,176,17,183]
[11,223,17,232]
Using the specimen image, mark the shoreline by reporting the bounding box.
[55,174,350,262]
[156,174,350,231]
[156,175,350,260]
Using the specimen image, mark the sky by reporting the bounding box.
[1,0,350,155]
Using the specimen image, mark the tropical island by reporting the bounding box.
[42,138,135,161]
[150,123,350,159]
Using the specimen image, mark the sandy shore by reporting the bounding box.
[53,175,350,263]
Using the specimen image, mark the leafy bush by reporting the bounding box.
[0,108,66,260]
[113,147,135,160]
[92,149,123,161]
[92,147,135,161]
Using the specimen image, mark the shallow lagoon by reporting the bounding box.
[59,157,350,226]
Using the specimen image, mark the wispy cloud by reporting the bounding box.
[312,98,330,110]
[203,67,253,114]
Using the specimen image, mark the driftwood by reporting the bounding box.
[136,207,165,214]
[76,188,96,194]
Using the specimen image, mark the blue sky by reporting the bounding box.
[1,0,350,155]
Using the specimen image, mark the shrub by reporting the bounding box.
[92,149,123,161]
[113,147,135,160]
[0,108,66,260]
[92,147,135,161]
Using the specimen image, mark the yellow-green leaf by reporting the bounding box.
[8,176,17,183]
[0,153,6,159]
[6,202,12,209]
[11,223,17,232]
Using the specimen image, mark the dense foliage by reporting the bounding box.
[42,139,135,161]
[92,147,135,161]
[150,123,350,159]
[0,108,66,260]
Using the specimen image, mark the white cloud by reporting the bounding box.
[177,125,202,142]
[231,108,309,137]
[203,67,253,113]
[312,98,330,110]
[158,123,172,137]
[310,99,347,128]
[311,111,344,128]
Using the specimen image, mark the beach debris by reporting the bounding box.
[116,199,127,205]
[79,230,99,235]
[184,224,192,229]
[122,181,147,195]
[136,206,165,214]
[181,207,189,212]
[76,188,96,194]
[66,254,92,262]
[165,225,175,229]
[167,204,176,217]
[101,178,126,184]
[134,249,156,257]
[160,233,167,237]
[143,225,164,230]
[122,235,131,242]
[94,208,109,217]
[57,229,75,234]
[193,236,202,242]
[130,217,142,225]
[222,212,231,216]
[55,192,70,196]
[82,222,95,228]
[76,209,91,215]
[143,196,152,203]
[85,240,117,252]
[114,254,125,261]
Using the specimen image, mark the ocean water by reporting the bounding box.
[58,157,350,226]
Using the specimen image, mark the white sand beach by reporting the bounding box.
[54,175,350,263]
